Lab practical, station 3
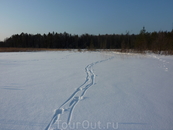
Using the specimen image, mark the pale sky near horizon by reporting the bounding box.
[0,0,173,41]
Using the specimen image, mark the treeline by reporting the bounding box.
[1,28,173,54]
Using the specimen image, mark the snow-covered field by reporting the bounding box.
[0,51,173,130]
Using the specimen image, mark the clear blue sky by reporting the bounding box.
[0,0,173,41]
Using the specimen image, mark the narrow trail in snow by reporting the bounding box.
[149,54,170,72]
[45,55,114,130]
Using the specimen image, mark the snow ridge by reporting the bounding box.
[45,56,114,130]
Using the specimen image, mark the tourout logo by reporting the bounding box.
[56,120,118,129]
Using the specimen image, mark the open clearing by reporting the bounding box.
[0,51,173,130]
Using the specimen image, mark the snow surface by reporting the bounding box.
[0,51,173,130]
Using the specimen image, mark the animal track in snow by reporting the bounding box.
[151,55,169,72]
[45,56,114,130]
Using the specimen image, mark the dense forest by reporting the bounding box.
[1,27,173,54]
